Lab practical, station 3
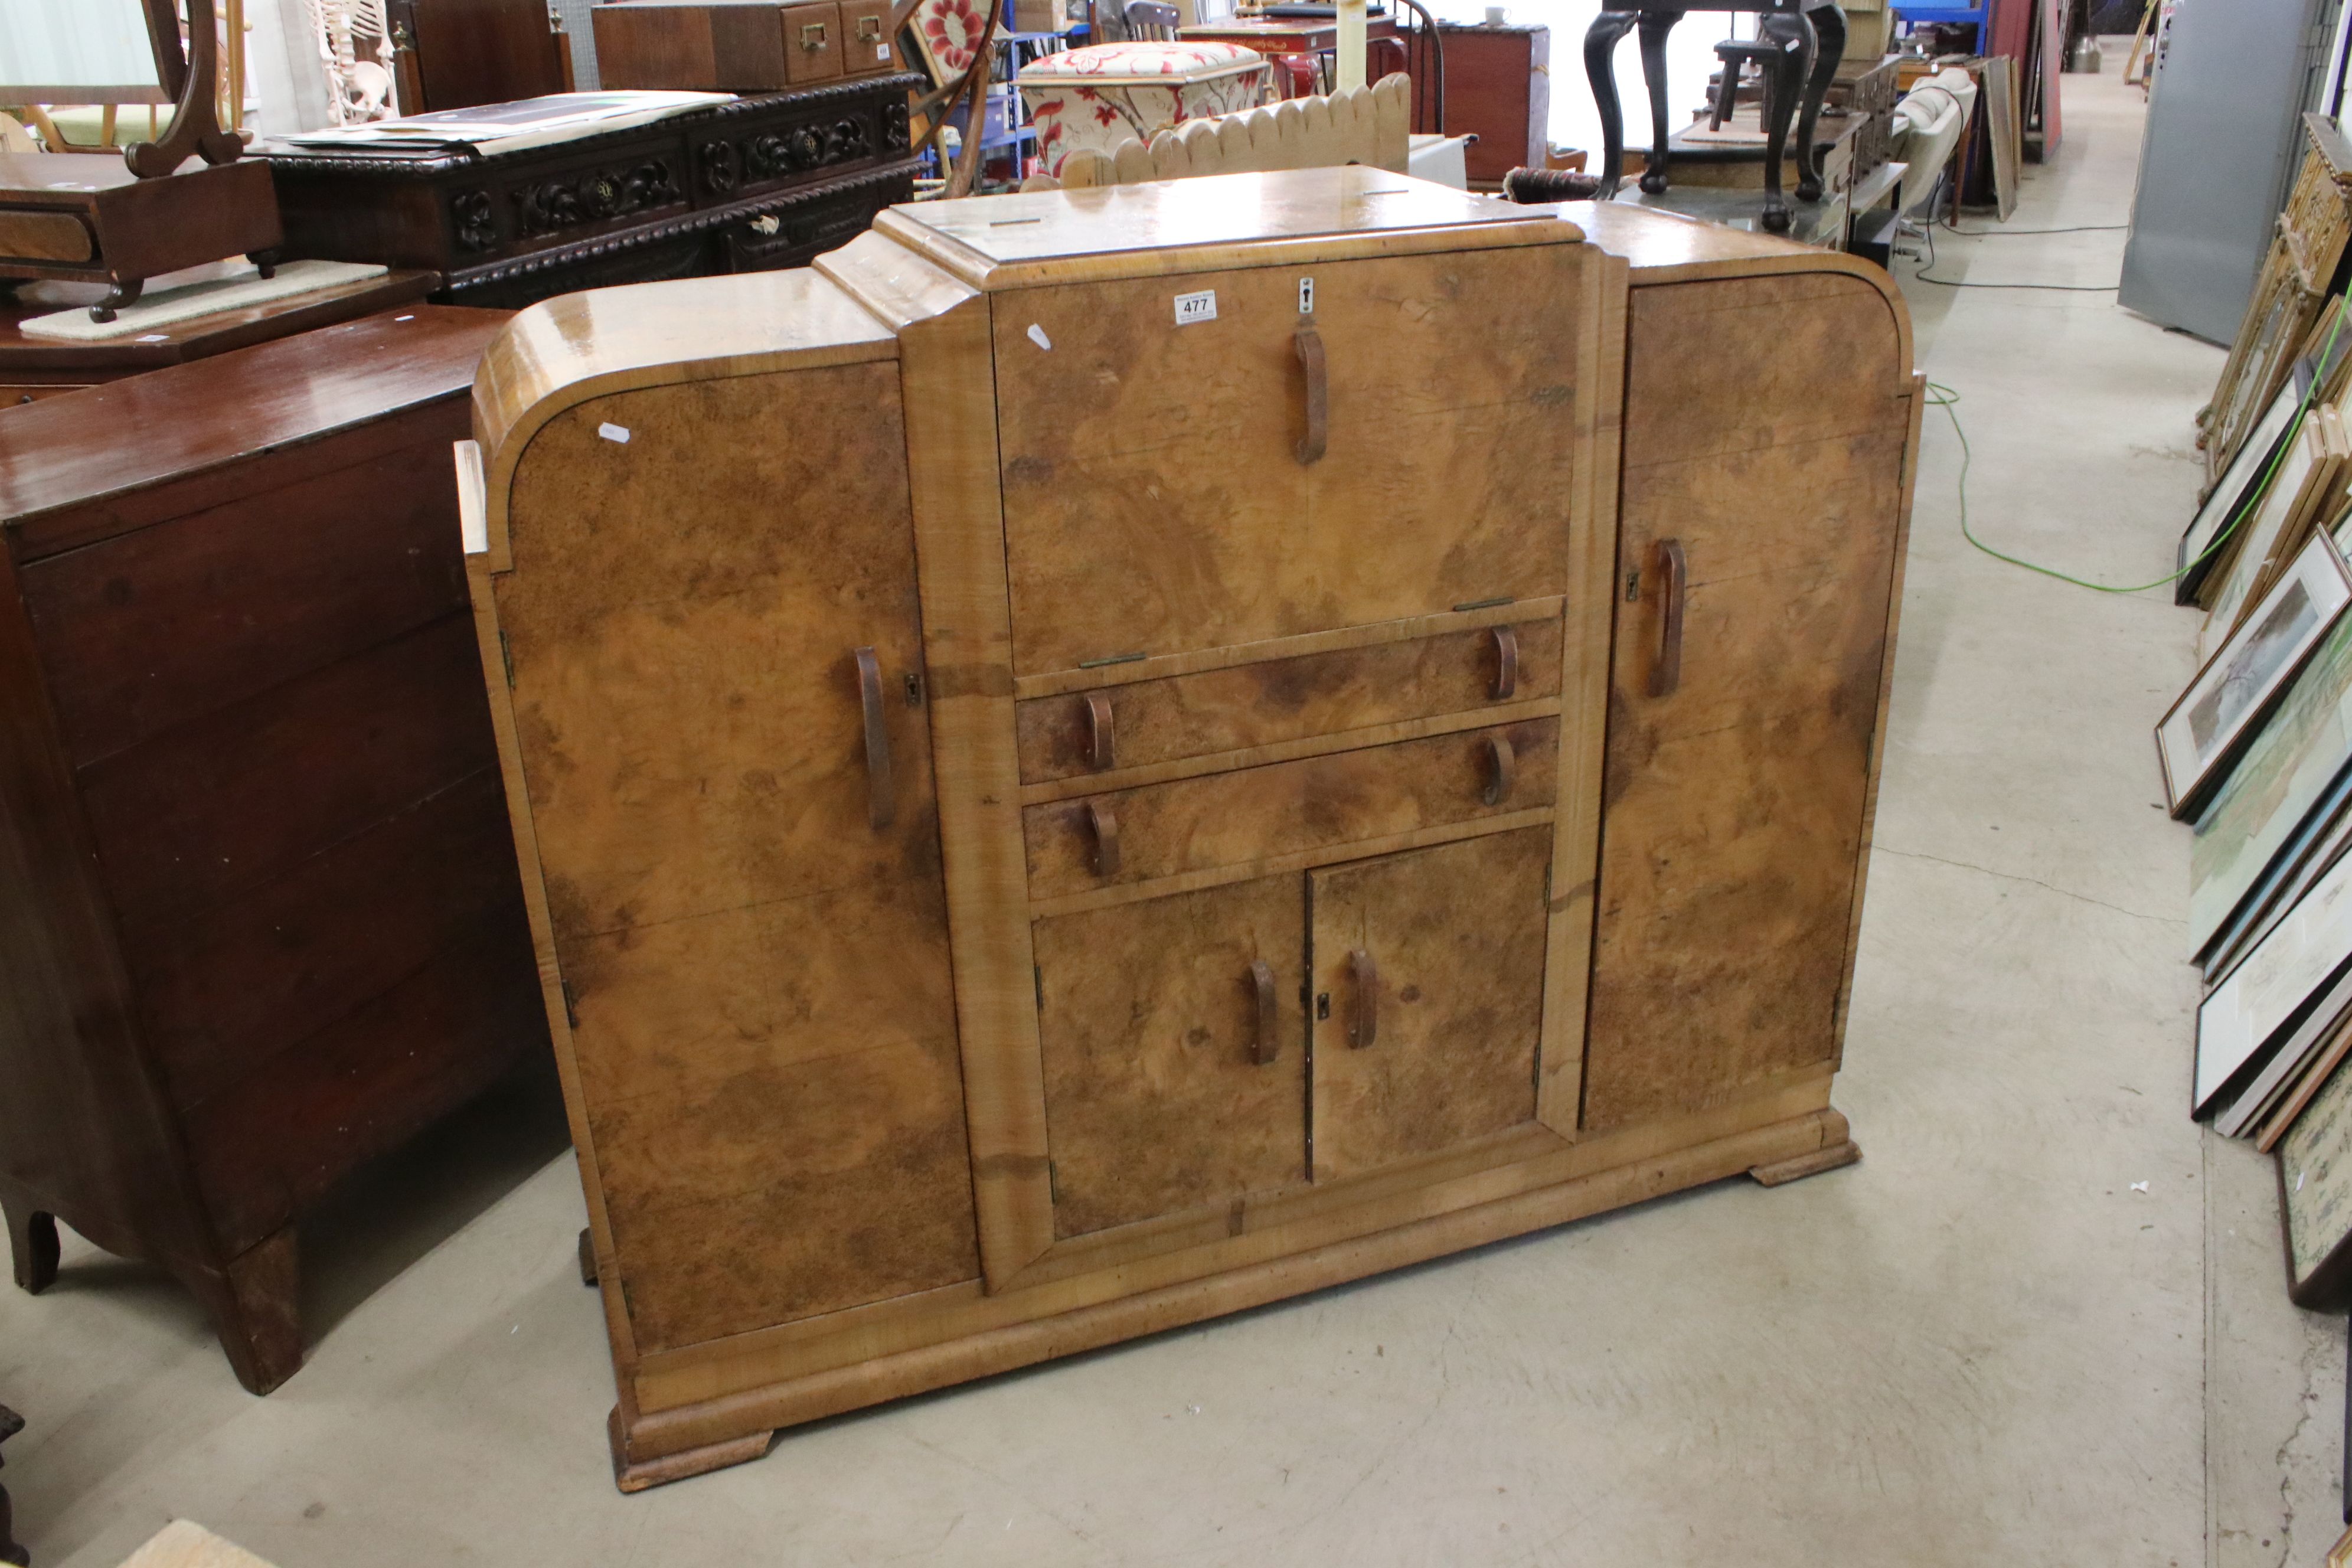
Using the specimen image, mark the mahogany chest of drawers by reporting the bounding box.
[593,0,903,91]
[0,307,548,1393]
[460,168,1919,1487]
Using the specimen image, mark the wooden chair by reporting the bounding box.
[1125,1,1180,40]
[1386,0,1444,135]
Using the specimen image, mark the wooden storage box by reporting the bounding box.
[462,166,1918,1488]
[0,306,548,1394]
[593,0,900,90]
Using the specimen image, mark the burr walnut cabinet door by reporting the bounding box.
[1031,876,1309,1237]
[492,362,980,1354]
[1580,272,1909,1132]
[989,244,1587,675]
[1306,827,1550,1180]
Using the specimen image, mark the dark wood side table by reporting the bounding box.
[0,263,437,406]
[0,306,550,1395]
[1583,0,1844,231]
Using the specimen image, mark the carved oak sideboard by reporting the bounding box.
[264,79,923,309]
[460,169,1919,1488]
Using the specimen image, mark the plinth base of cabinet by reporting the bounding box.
[1749,1139,1862,1188]
[604,1099,1854,1490]
[609,1406,773,1492]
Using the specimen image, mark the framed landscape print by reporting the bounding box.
[2199,419,2330,665]
[2191,609,2352,955]
[2183,369,2311,604]
[2196,841,2352,1116]
[2160,531,2352,818]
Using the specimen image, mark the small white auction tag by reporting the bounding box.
[598,422,631,444]
[878,43,890,58]
[1173,289,1217,326]
[135,334,169,343]
[1027,323,1052,351]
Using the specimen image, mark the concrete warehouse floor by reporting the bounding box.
[0,48,2335,1568]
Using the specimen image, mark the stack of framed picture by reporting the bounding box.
[2173,286,2352,1307]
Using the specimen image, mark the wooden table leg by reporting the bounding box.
[1583,10,1640,196]
[1793,3,1841,202]
[0,1182,58,1297]
[1635,9,1682,194]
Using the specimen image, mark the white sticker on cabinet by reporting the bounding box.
[1174,289,1217,326]
[599,423,631,444]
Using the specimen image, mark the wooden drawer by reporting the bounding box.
[1023,717,1558,900]
[783,1,845,83]
[1015,616,1562,786]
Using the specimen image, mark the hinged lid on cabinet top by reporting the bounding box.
[874,166,1583,290]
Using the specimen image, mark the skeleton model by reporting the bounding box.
[306,0,398,122]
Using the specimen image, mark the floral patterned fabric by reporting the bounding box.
[909,0,989,83]
[1018,42,1267,179]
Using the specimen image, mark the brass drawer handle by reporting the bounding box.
[1085,691,1116,770]
[1489,623,1518,700]
[1482,733,1515,806]
[802,20,829,47]
[1294,324,1327,465]
[854,645,893,830]
[1249,959,1279,1065]
[1348,948,1378,1047]
[856,13,883,36]
[1651,537,1685,698]
[1086,801,1121,878]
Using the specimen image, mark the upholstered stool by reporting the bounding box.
[1017,40,1269,178]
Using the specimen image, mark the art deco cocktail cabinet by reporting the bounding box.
[460,168,1919,1488]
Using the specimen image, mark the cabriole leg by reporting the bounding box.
[1583,11,1641,197]
[1635,9,1684,195]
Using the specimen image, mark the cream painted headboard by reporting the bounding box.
[1030,74,1410,191]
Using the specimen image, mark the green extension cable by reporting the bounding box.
[1939,305,2347,594]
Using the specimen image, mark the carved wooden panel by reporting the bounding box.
[494,362,981,1352]
[989,246,1587,675]
[1033,875,1309,1237]
[1308,827,1550,1179]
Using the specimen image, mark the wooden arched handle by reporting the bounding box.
[1650,538,1686,698]
[1086,801,1121,878]
[1295,325,1328,465]
[1085,691,1116,771]
[1249,959,1279,1065]
[854,646,893,830]
[1482,734,1515,807]
[1348,949,1378,1047]
[1490,624,1518,700]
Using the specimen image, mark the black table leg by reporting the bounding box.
[1756,12,1809,231]
[1635,9,1683,194]
[1584,11,1641,197]
[1794,4,1840,202]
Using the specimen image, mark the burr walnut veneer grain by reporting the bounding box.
[461,169,1915,1489]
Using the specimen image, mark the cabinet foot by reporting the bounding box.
[173,1229,304,1395]
[0,1403,24,1567]
[578,1227,597,1286]
[0,1184,59,1295]
[609,1406,772,1492]
[1749,1138,1860,1187]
